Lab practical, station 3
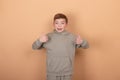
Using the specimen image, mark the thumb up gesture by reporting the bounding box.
[75,35,83,44]
[39,34,48,43]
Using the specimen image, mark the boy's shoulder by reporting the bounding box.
[66,31,75,36]
[66,31,76,40]
[47,30,75,36]
[46,31,54,36]
[46,31,76,41]
[64,31,76,37]
[48,31,76,41]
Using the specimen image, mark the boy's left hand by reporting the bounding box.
[75,35,83,44]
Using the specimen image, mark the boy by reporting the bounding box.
[32,13,89,80]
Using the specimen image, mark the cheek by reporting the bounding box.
[62,24,66,28]
[54,25,58,29]
[54,24,57,27]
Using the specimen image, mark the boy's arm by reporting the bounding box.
[32,39,44,50]
[76,39,89,49]
[32,34,48,50]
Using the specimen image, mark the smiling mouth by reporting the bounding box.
[57,28,63,30]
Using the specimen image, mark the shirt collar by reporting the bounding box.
[53,29,68,35]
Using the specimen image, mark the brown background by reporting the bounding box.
[0,0,120,80]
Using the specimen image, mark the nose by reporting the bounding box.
[58,24,62,27]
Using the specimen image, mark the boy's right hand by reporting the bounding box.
[39,34,48,43]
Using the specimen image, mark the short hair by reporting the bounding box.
[54,13,68,24]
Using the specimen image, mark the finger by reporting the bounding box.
[78,35,82,40]
[76,35,80,40]
[78,35,81,38]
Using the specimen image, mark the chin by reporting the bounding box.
[57,30,64,32]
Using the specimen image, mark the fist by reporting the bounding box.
[39,34,48,43]
[76,35,83,44]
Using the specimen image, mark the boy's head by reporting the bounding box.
[53,13,68,33]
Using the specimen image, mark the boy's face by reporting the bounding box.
[54,18,67,33]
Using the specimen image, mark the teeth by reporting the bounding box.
[57,28,62,30]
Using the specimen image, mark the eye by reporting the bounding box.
[61,22,65,24]
[55,22,58,24]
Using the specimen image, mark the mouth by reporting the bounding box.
[57,28,63,30]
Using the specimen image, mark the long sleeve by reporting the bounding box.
[76,39,89,49]
[32,39,44,50]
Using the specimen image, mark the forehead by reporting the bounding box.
[54,18,66,22]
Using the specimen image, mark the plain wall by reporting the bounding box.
[0,0,120,80]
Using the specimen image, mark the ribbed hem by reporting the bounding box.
[47,71,72,76]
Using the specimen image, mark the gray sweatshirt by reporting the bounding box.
[32,30,89,76]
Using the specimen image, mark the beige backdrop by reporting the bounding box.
[0,0,120,80]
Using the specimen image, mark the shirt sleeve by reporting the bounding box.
[75,39,89,49]
[32,39,44,50]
